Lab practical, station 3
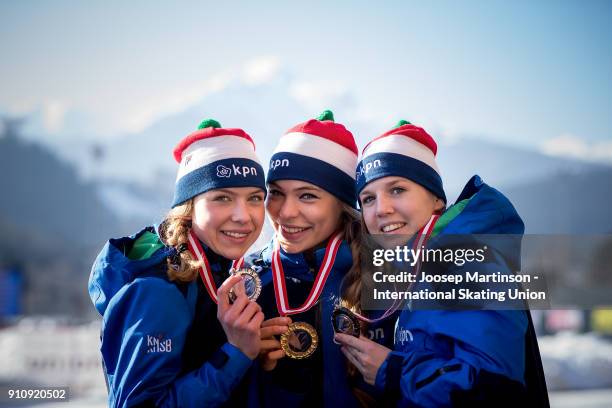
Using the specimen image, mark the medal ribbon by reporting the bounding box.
[272,232,343,316]
[187,230,244,304]
[350,213,439,323]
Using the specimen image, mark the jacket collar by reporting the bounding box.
[261,236,353,279]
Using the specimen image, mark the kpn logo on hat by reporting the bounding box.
[356,120,446,203]
[267,110,359,208]
[172,119,265,207]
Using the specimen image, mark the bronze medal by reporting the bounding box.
[332,215,440,335]
[332,306,361,337]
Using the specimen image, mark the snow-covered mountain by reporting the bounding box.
[7,73,612,234]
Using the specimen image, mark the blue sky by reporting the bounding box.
[1,1,611,161]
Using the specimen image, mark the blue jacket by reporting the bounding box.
[246,238,397,407]
[374,175,549,407]
[88,226,253,408]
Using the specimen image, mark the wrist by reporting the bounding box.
[229,340,257,360]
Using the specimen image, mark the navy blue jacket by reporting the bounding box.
[88,226,253,407]
[374,176,549,407]
[246,238,397,407]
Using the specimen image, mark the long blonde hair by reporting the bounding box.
[158,199,204,282]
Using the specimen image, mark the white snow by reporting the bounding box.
[540,331,612,390]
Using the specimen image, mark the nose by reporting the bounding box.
[231,199,250,224]
[375,194,394,217]
[278,196,299,221]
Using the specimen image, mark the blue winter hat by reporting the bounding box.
[171,119,266,207]
[356,120,446,203]
[266,110,359,208]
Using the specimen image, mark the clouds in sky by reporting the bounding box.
[242,56,282,86]
[41,101,67,134]
[289,80,354,112]
[541,134,612,164]
[120,74,234,135]
[13,55,612,167]
[1,2,610,159]
[18,56,363,139]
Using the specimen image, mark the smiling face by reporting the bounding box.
[266,180,344,254]
[359,176,444,242]
[191,187,265,260]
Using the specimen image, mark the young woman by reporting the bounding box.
[88,119,268,407]
[335,120,549,406]
[245,111,388,406]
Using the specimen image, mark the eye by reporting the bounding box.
[360,195,375,205]
[300,193,318,201]
[213,194,231,202]
[249,193,265,202]
[390,187,406,195]
[268,188,283,197]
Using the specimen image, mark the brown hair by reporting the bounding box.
[340,207,390,406]
[339,205,364,316]
[338,203,375,401]
[158,199,204,282]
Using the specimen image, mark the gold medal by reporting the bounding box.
[228,267,262,302]
[280,322,319,359]
[271,233,344,359]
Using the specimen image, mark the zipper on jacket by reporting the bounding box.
[415,364,462,389]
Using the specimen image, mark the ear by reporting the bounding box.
[434,198,445,212]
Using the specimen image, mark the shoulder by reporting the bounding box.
[446,176,524,234]
[106,276,194,325]
[128,229,166,260]
[90,226,175,316]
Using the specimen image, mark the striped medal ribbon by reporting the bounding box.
[332,214,439,338]
[187,230,244,304]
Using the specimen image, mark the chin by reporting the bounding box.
[373,234,406,250]
[214,245,246,260]
[279,240,308,254]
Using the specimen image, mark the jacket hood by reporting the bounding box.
[443,175,524,235]
[88,226,173,315]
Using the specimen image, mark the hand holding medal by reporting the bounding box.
[333,215,439,385]
[228,264,262,303]
[187,231,265,359]
[216,274,265,360]
[259,316,292,371]
[332,214,439,338]
[334,333,392,386]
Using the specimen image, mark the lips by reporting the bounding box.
[221,230,251,242]
[380,222,407,233]
[278,224,311,240]
[281,225,309,233]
